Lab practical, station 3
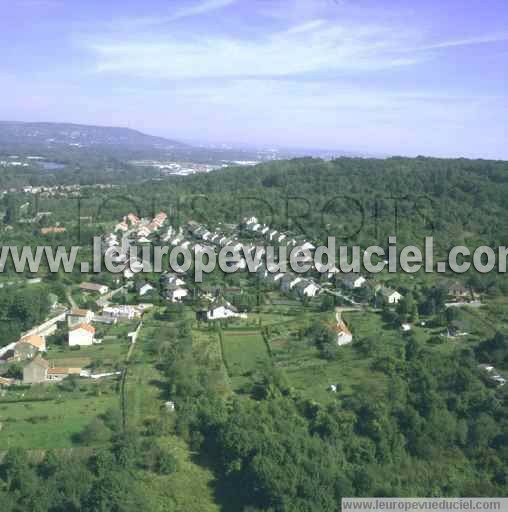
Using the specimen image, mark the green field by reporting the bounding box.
[0,321,134,450]
[0,383,118,449]
[272,311,398,403]
[221,329,270,382]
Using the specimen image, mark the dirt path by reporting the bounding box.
[65,290,77,309]
[335,306,361,324]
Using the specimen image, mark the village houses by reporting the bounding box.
[68,323,96,347]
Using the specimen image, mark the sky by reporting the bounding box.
[1,0,507,159]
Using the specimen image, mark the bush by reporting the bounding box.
[76,418,111,445]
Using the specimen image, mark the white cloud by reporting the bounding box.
[286,19,327,34]
[170,0,238,20]
[414,32,508,51]
[87,23,421,80]
[95,0,239,31]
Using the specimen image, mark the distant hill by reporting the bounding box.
[0,121,187,150]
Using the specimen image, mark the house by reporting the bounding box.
[401,323,412,332]
[127,213,141,226]
[153,212,167,227]
[115,221,129,232]
[380,287,403,304]
[200,303,244,321]
[47,366,82,381]
[161,274,185,287]
[166,286,189,303]
[448,282,469,301]
[341,273,366,289]
[14,335,46,361]
[446,320,469,338]
[103,305,142,321]
[67,308,94,328]
[280,275,303,293]
[136,282,155,297]
[68,323,95,347]
[334,322,353,346]
[79,282,109,295]
[170,235,183,246]
[243,216,258,227]
[295,280,320,298]
[92,315,117,325]
[137,226,152,238]
[23,356,49,384]
[276,233,287,243]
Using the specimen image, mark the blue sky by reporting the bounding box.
[1,0,507,158]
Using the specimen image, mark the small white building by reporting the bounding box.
[206,305,244,321]
[167,287,189,302]
[243,216,258,227]
[163,274,186,287]
[138,283,155,296]
[80,282,109,295]
[103,305,142,321]
[296,281,320,298]
[68,323,95,347]
[280,275,303,293]
[335,322,353,346]
[341,273,367,289]
[381,288,403,304]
